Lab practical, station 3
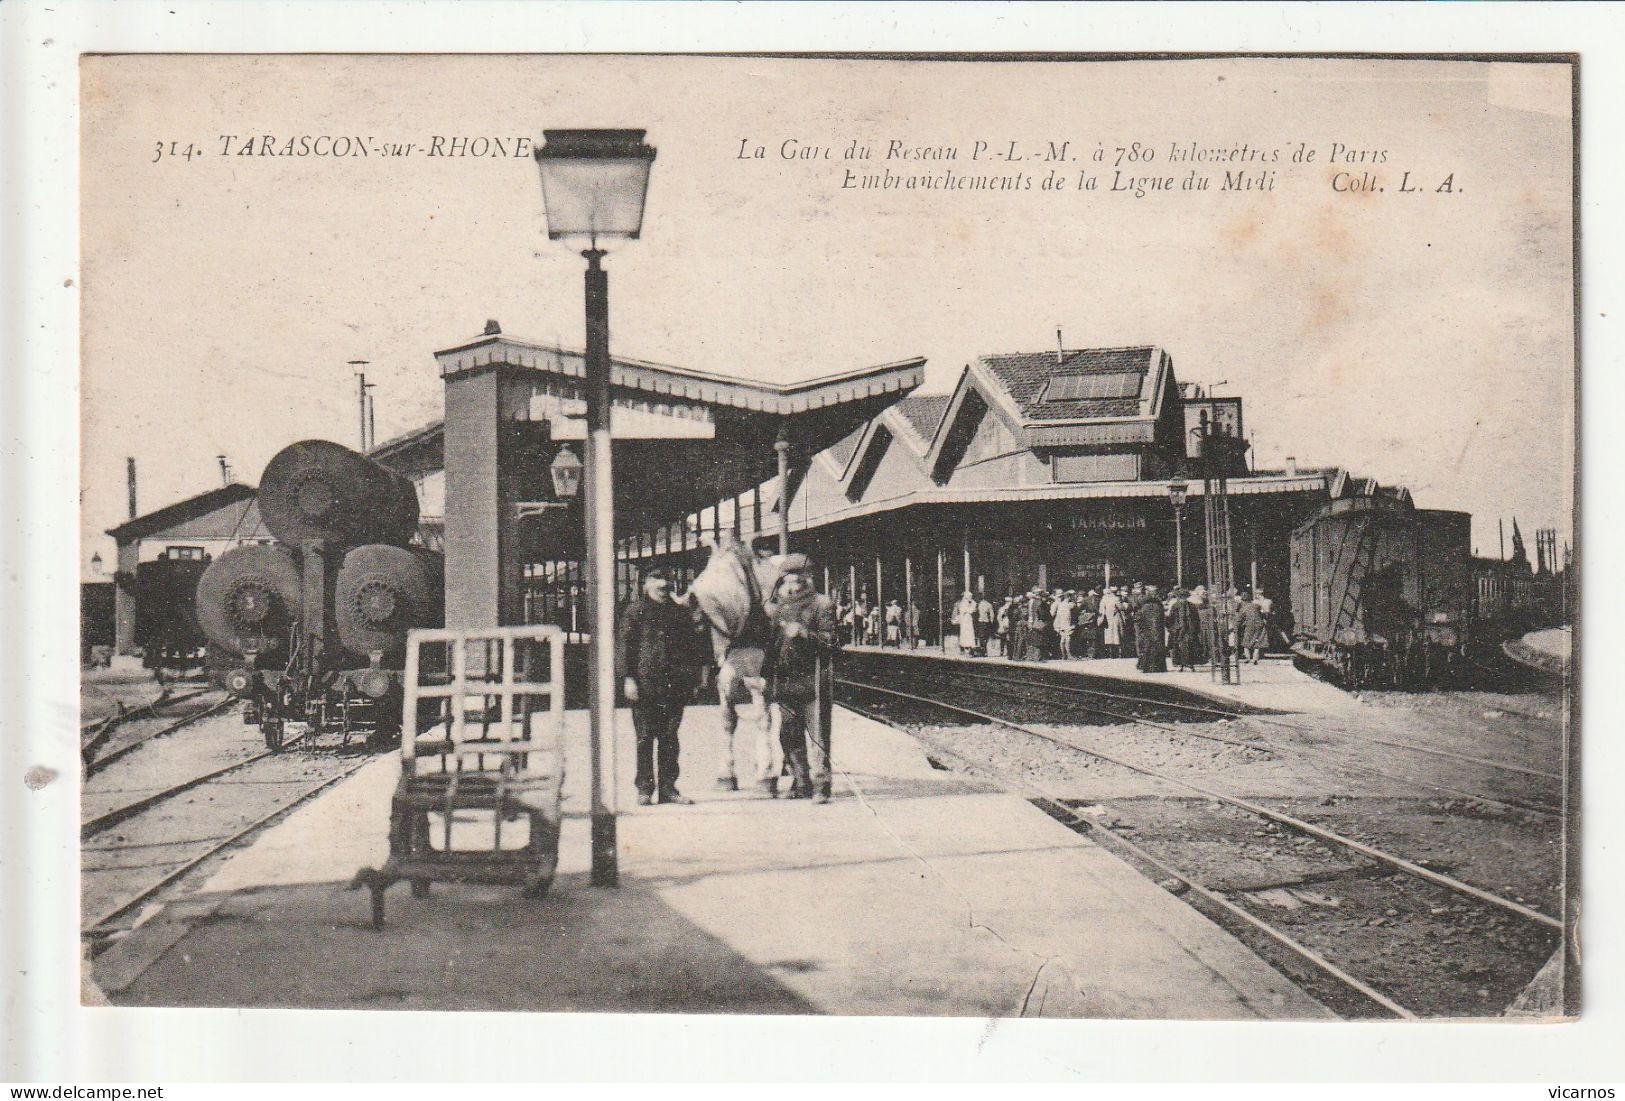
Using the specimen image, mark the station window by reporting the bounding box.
[163,546,206,560]
[1053,453,1139,483]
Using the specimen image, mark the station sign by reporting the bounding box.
[1060,512,1149,532]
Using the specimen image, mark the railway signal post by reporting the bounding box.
[1193,408,1249,686]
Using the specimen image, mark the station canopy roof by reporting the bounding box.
[105,483,262,543]
[414,333,926,534]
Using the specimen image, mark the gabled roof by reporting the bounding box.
[1325,469,1413,507]
[107,483,260,542]
[895,394,951,446]
[368,419,444,474]
[823,423,867,477]
[833,392,948,495]
[922,346,1177,477]
[980,347,1163,423]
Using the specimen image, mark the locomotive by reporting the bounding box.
[133,553,212,671]
[1289,490,1474,688]
[196,440,442,749]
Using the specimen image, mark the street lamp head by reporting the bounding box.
[535,129,656,244]
[1168,479,1188,508]
[549,443,584,501]
[90,551,104,575]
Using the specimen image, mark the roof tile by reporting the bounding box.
[896,394,951,441]
[980,347,1159,423]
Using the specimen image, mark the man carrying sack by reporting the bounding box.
[765,553,839,803]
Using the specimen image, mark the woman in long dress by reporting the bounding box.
[1134,589,1168,673]
[1024,590,1049,661]
[955,591,979,655]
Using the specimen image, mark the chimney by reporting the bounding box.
[1285,456,1297,477]
[218,454,230,486]
[1055,327,1065,366]
[126,457,137,519]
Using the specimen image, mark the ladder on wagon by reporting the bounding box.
[351,624,567,928]
[1330,516,1377,645]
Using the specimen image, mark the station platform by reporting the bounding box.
[92,702,1332,1019]
[1504,627,1571,677]
[844,644,1358,717]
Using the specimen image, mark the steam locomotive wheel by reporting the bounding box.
[351,579,399,628]
[262,718,285,753]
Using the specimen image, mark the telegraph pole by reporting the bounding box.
[348,360,372,451]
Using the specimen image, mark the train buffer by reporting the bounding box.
[350,625,567,928]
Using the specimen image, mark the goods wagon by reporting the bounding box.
[1289,495,1472,687]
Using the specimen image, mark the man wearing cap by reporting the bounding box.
[617,567,709,806]
[765,553,839,802]
[1167,586,1202,672]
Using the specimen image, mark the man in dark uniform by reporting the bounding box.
[765,553,839,803]
[1078,588,1102,659]
[617,567,709,806]
[1134,583,1168,673]
[1167,586,1202,672]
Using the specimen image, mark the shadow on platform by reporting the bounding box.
[110,874,818,1014]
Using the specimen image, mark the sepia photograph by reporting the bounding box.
[67,48,1577,1033]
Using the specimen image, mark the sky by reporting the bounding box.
[80,55,1574,574]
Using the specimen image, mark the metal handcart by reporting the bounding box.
[352,624,566,928]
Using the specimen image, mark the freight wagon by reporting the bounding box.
[1289,493,1473,687]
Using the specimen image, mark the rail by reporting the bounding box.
[837,675,1561,933]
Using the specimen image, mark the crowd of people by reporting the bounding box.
[987,583,1279,672]
[833,582,1282,674]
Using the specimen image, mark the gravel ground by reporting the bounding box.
[82,705,264,828]
[843,677,1568,1018]
[83,741,368,938]
[81,669,178,725]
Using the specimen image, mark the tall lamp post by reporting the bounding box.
[1167,479,1188,588]
[534,128,656,888]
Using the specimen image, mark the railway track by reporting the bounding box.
[81,685,208,734]
[81,737,373,940]
[83,693,236,777]
[837,677,1563,1018]
[845,651,1563,804]
[81,728,312,839]
[81,687,213,762]
[869,662,1562,818]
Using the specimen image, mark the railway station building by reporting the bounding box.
[630,346,1342,641]
[362,329,1375,642]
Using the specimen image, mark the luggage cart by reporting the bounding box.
[352,624,566,928]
